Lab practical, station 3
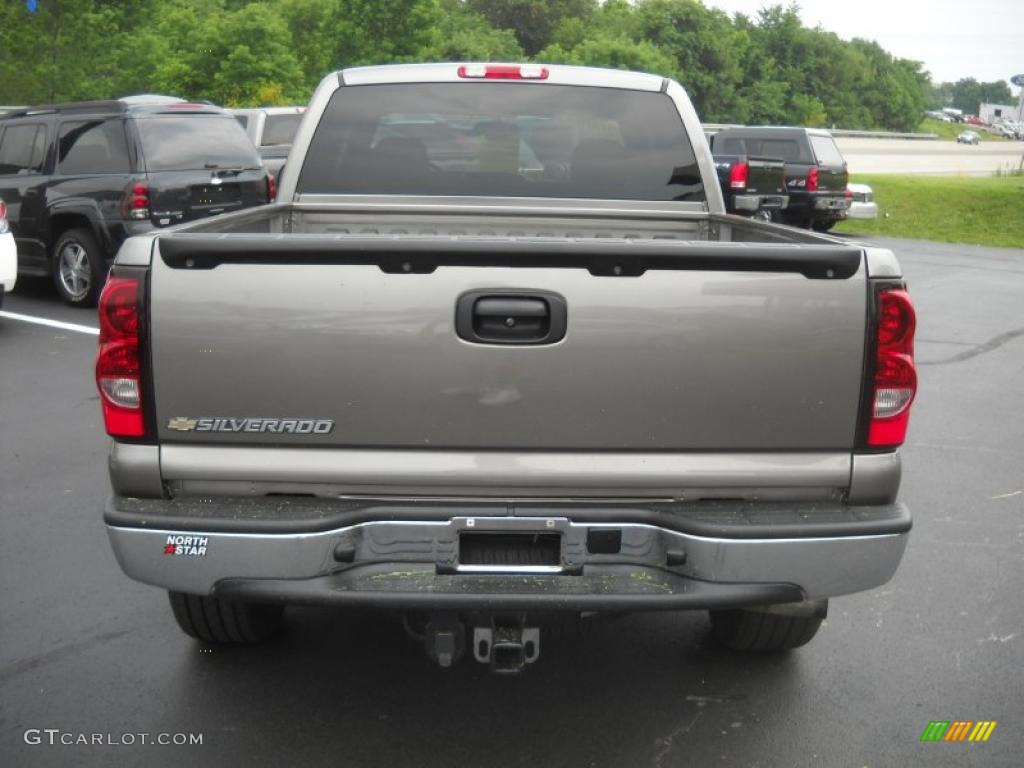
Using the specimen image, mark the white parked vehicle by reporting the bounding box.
[0,198,17,307]
[231,106,306,178]
[846,183,879,220]
[1000,121,1023,140]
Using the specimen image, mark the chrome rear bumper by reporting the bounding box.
[106,497,910,609]
[733,194,789,213]
[847,201,879,220]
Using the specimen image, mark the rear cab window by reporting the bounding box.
[0,123,48,175]
[757,138,805,162]
[705,132,810,163]
[57,119,131,175]
[809,135,846,167]
[297,82,705,202]
[262,114,302,146]
[135,115,260,171]
[718,138,746,155]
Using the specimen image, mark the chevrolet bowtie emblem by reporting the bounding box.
[167,417,198,432]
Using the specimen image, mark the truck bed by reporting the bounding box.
[162,201,833,244]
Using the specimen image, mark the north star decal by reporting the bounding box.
[164,535,208,557]
[166,418,334,434]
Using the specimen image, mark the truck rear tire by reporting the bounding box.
[708,607,823,651]
[168,591,283,644]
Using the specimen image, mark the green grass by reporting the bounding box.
[917,117,1006,142]
[833,173,1024,248]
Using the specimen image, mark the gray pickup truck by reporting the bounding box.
[98,64,917,673]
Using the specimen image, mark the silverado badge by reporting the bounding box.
[166,417,334,434]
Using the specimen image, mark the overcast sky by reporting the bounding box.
[702,0,1023,95]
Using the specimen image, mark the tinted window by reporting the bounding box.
[716,133,811,163]
[809,135,846,167]
[58,119,131,174]
[298,83,705,202]
[135,115,260,171]
[29,124,47,171]
[758,139,803,162]
[719,138,745,154]
[0,123,46,175]
[262,114,301,146]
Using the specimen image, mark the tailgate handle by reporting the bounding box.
[456,290,567,345]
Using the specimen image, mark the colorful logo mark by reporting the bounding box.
[921,721,997,742]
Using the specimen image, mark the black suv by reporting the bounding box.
[0,99,270,305]
[710,127,850,231]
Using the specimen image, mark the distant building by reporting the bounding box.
[980,102,1022,123]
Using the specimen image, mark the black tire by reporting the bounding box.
[708,607,823,651]
[168,591,284,644]
[51,227,105,307]
[811,219,837,232]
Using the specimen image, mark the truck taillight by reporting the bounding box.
[806,167,819,192]
[0,198,7,234]
[267,173,277,201]
[121,181,150,220]
[457,64,549,80]
[96,276,145,437]
[868,288,916,447]
[728,161,748,190]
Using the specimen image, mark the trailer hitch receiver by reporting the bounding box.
[473,623,540,674]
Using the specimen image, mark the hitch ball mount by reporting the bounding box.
[423,616,540,673]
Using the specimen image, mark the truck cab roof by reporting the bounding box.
[0,98,226,121]
[336,62,668,92]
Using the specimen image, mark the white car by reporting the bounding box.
[0,198,17,308]
[846,183,878,220]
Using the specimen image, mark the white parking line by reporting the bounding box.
[0,310,99,336]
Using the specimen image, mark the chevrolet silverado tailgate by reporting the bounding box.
[148,234,867,454]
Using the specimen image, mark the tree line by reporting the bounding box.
[926,79,1013,117]
[0,0,1012,132]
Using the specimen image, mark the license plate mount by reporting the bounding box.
[458,531,562,570]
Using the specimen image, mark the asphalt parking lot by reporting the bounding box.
[1,235,1022,767]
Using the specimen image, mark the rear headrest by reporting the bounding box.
[477,123,520,174]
